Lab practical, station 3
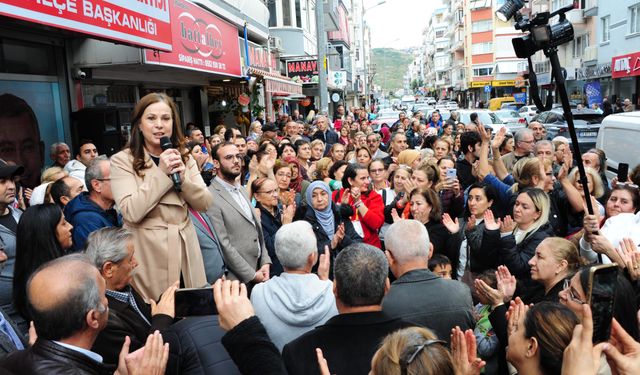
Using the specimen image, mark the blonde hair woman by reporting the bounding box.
[484,188,553,302]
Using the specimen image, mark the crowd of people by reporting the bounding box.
[1,92,640,374]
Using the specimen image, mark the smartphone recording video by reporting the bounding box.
[587,264,618,343]
[175,287,217,318]
[617,163,629,183]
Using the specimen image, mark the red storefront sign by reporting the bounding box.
[612,52,640,79]
[144,0,241,77]
[248,43,277,71]
[0,0,172,51]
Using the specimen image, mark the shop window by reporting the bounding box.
[0,38,56,75]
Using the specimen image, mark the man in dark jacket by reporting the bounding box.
[311,115,339,153]
[0,254,166,374]
[382,220,474,343]
[86,227,240,374]
[457,131,482,190]
[64,156,119,252]
[282,243,411,375]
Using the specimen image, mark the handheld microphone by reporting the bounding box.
[160,136,182,192]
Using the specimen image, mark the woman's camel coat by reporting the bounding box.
[111,149,213,301]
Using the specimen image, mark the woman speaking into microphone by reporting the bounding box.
[111,93,213,301]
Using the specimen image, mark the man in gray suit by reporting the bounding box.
[205,142,271,284]
[382,220,474,343]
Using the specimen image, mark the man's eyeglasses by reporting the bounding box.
[400,339,446,375]
[563,279,586,304]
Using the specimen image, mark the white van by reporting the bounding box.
[595,112,640,181]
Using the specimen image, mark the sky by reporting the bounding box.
[364,0,443,50]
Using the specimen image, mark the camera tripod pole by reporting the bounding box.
[547,47,594,217]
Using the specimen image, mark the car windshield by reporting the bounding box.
[459,111,500,124]
[494,110,519,120]
[551,112,604,124]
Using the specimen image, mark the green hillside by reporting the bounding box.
[371,48,413,94]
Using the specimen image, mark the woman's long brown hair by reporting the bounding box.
[128,93,188,177]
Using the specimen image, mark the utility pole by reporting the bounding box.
[315,0,328,114]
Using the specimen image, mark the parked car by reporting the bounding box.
[500,102,526,111]
[446,101,459,110]
[596,112,640,181]
[532,108,604,152]
[493,109,527,132]
[489,97,515,111]
[371,109,403,131]
[518,105,539,123]
[457,110,506,132]
[412,104,433,115]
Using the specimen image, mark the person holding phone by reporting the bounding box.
[111,93,212,302]
[436,156,464,219]
[559,266,640,342]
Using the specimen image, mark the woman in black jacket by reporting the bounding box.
[483,188,554,302]
[443,182,498,281]
[408,188,462,278]
[294,181,361,271]
[252,178,295,278]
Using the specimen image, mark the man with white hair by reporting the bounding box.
[382,220,474,343]
[250,221,337,351]
[500,128,534,173]
[534,140,554,163]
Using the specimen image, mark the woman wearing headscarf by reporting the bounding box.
[294,181,361,270]
[283,156,305,193]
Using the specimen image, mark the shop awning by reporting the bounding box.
[248,67,303,96]
[272,94,307,100]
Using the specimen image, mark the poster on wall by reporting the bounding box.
[144,0,242,77]
[0,81,66,188]
[584,81,602,107]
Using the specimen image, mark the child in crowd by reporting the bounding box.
[473,270,499,374]
[428,254,452,279]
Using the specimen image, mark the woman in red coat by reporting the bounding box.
[332,164,385,248]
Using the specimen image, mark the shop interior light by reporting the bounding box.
[222,79,231,82]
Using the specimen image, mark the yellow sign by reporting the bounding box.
[492,80,516,87]
[469,81,491,88]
